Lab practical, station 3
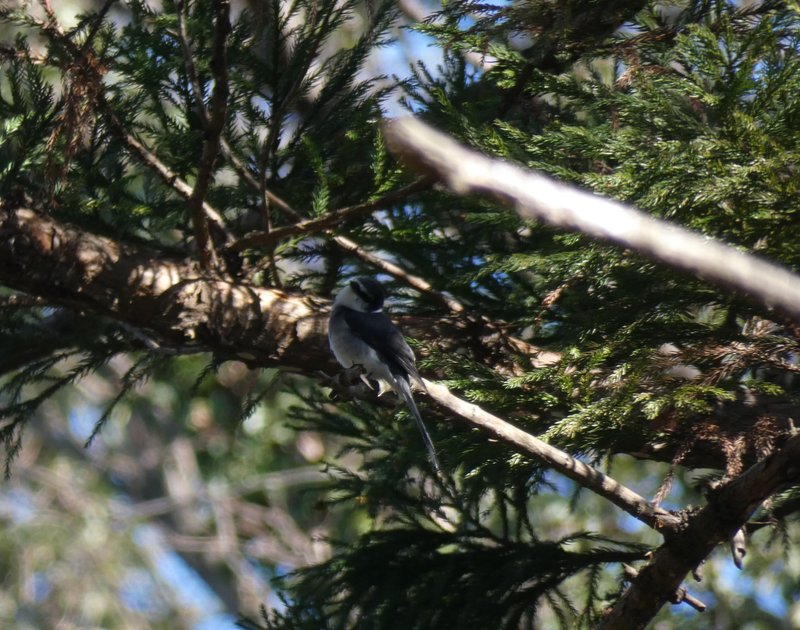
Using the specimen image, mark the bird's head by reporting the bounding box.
[334,276,385,312]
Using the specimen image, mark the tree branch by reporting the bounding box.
[384,118,800,323]
[599,433,800,629]
[422,379,680,532]
[186,0,231,270]
[0,207,326,369]
[0,204,673,530]
[228,177,433,252]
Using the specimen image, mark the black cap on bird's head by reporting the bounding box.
[349,277,385,312]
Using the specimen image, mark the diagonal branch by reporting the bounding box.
[598,433,800,629]
[384,117,800,323]
[332,234,464,313]
[422,379,680,532]
[100,98,228,234]
[225,166,465,313]
[228,177,433,252]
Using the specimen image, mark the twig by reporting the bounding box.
[396,0,497,72]
[99,96,228,234]
[225,169,464,313]
[228,177,433,252]
[421,379,680,532]
[79,0,117,55]
[622,564,706,612]
[334,235,464,313]
[186,0,231,270]
[384,118,800,323]
[175,0,207,124]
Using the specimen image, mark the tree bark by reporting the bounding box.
[0,206,329,369]
[599,433,800,629]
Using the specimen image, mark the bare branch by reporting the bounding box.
[422,379,680,532]
[228,177,433,252]
[622,564,706,613]
[384,118,800,323]
[333,234,464,313]
[186,0,231,270]
[99,97,228,234]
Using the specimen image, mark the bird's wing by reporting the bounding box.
[341,308,419,381]
[342,308,439,472]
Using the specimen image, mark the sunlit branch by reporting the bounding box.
[422,379,679,532]
[384,117,800,323]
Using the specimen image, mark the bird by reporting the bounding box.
[328,276,441,472]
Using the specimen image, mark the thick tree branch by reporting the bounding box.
[384,118,800,323]
[599,433,800,629]
[0,207,326,369]
[0,206,504,374]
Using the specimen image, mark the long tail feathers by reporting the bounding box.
[396,377,441,473]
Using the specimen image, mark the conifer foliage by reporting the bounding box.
[1,1,800,627]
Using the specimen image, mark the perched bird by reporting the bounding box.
[328,277,440,472]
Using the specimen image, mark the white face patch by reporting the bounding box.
[333,286,367,311]
[333,284,383,313]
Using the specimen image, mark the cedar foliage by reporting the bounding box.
[1,1,800,628]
